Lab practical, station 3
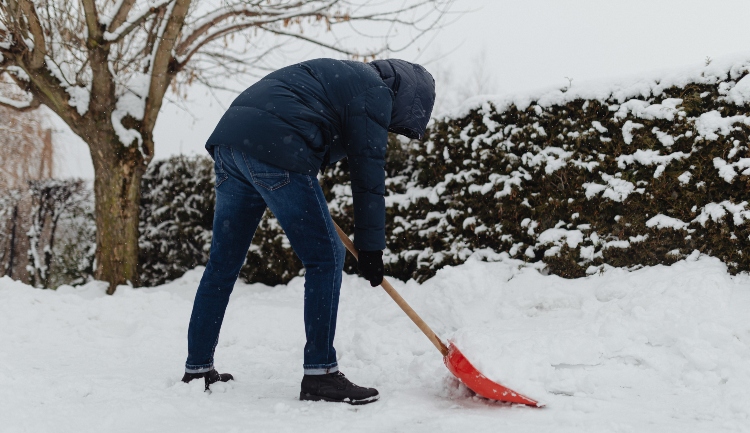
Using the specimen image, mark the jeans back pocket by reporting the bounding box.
[213,146,229,188]
[242,153,290,191]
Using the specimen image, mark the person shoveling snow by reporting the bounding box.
[182,58,436,405]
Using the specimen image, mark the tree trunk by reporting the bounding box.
[7,204,19,279]
[91,145,146,295]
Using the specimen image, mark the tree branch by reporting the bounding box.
[140,8,165,60]
[3,0,27,39]
[8,56,88,137]
[141,0,191,156]
[177,22,262,67]
[108,0,137,32]
[80,0,103,41]
[16,0,46,69]
[175,0,338,56]
[258,24,383,57]
[175,9,261,56]
[104,0,172,43]
[344,0,436,21]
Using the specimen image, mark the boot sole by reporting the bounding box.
[300,392,380,405]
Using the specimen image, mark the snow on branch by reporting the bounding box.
[65,85,91,116]
[112,73,149,149]
[4,66,30,81]
[0,94,39,111]
[100,0,131,27]
[103,0,173,42]
[43,55,73,88]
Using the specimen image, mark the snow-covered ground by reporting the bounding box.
[2,253,749,433]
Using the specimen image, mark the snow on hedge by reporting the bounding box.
[451,54,750,119]
[137,54,750,286]
[1,254,748,431]
[327,53,750,281]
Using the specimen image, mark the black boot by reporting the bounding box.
[181,368,234,391]
[300,371,379,405]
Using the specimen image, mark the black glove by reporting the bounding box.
[358,250,384,287]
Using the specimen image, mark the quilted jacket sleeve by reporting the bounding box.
[343,85,393,251]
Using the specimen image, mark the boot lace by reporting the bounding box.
[332,371,366,390]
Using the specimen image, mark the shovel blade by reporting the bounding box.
[444,342,542,407]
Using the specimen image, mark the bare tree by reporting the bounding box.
[0,102,54,281]
[0,187,26,279]
[0,105,53,190]
[0,0,452,293]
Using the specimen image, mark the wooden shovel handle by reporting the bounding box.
[333,221,450,357]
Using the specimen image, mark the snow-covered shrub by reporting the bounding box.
[138,155,301,287]
[46,182,96,288]
[0,180,94,288]
[26,179,94,288]
[239,215,302,286]
[139,156,215,286]
[321,58,750,281]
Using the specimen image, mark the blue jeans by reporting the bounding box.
[185,145,346,375]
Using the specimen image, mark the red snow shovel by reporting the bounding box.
[333,222,541,407]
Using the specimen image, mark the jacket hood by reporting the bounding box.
[368,59,435,140]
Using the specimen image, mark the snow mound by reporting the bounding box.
[1,255,749,432]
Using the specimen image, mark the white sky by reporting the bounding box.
[55,0,750,178]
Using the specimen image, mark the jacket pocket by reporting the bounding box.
[242,152,290,191]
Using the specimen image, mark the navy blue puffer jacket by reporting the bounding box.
[206,58,435,251]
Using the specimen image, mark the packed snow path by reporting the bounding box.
[2,254,749,433]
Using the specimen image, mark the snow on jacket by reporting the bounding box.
[205,58,435,251]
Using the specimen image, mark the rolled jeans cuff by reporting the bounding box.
[303,363,339,375]
[185,363,213,374]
